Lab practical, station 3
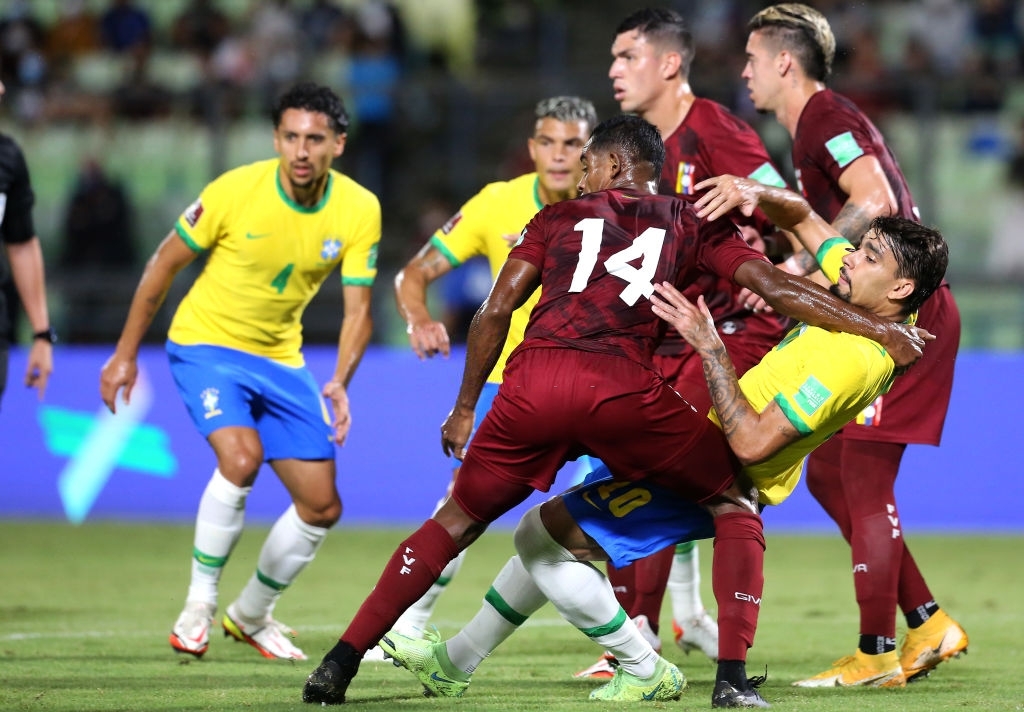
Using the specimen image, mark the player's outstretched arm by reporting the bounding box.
[394,243,455,359]
[733,259,932,369]
[100,230,197,413]
[695,175,835,259]
[441,257,539,459]
[650,283,800,464]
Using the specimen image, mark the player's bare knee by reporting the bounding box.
[295,498,341,528]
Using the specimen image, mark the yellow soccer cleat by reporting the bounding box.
[899,609,968,681]
[793,650,906,688]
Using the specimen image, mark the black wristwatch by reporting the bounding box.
[33,327,57,344]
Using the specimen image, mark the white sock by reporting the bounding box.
[187,469,251,606]
[667,541,705,621]
[233,504,328,621]
[446,555,547,674]
[514,505,658,679]
[395,549,466,633]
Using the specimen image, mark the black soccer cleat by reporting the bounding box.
[302,650,360,705]
[711,673,771,708]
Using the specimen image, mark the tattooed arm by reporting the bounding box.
[395,243,458,359]
[834,155,898,245]
[650,283,802,465]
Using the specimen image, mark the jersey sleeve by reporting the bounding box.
[430,184,497,266]
[0,142,35,244]
[801,100,877,182]
[340,192,381,286]
[173,178,229,253]
[772,338,885,435]
[694,216,769,282]
[814,236,853,285]
[508,207,547,271]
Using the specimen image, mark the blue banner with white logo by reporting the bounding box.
[0,347,1019,531]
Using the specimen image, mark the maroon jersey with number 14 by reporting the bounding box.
[450,187,759,522]
[508,187,765,369]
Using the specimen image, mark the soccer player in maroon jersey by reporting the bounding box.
[301,114,930,705]
[577,7,796,672]
[743,2,967,688]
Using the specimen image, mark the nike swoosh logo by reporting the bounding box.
[581,491,601,510]
[430,672,457,684]
[642,683,664,701]
[246,232,272,240]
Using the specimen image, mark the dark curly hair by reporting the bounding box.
[272,82,349,134]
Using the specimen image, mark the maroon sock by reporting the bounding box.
[712,511,765,661]
[897,546,935,618]
[841,440,904,639]
[628,544,675,633]
[851,511,902,638]
[606,561,637,617]
[340,519,459,653]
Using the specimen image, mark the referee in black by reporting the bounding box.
[0,78,53,407]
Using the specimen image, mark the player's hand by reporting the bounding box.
[322,380,351,445]
[650,282,720,351]
[440,405,474,460]
[694,175,761,221]
[407,319,451,359]
[100,353,138,414]
[24,340,53,401]
[884,322,934,371]
[736,286,771,314]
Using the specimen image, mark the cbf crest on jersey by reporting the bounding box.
[676,162,696,195]
[320,236,342,261]
[200,387,222,420]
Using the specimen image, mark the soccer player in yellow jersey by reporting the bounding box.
[99,83,380,661]
[375,177,947,707]
[372,96,597,647]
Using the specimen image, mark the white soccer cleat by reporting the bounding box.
[673,611,719,661]
[170,601,216,658]
[222,602,307,660]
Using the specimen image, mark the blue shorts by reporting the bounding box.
[166,342,334,461]
[448,381,500,468]
[562,463,716,568]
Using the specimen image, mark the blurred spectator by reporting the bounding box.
[58,159,137,342]
[905,0,970,76]
[971,0,1023,77]
[300,0,349,52]
[100,0,152,54]
[988,118,1024,278]
[247,0,303,109]
[44,0,100,65]
[171,0,231,61]
[110,44,173,120]
[0,0,47,121]
[343,1,405,201]
[60,159,135,269]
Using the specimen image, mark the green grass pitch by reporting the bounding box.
[0,521,1019,711]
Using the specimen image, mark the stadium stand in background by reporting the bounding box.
[0,0,1022,348]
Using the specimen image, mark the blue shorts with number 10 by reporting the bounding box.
[563,462,717,569]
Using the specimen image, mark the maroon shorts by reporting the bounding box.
[841,283,960,445]
[452,347,738,523]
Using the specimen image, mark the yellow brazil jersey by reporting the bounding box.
[168,159,380,366]
[710,237,897,505]
[430,172,545,383]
